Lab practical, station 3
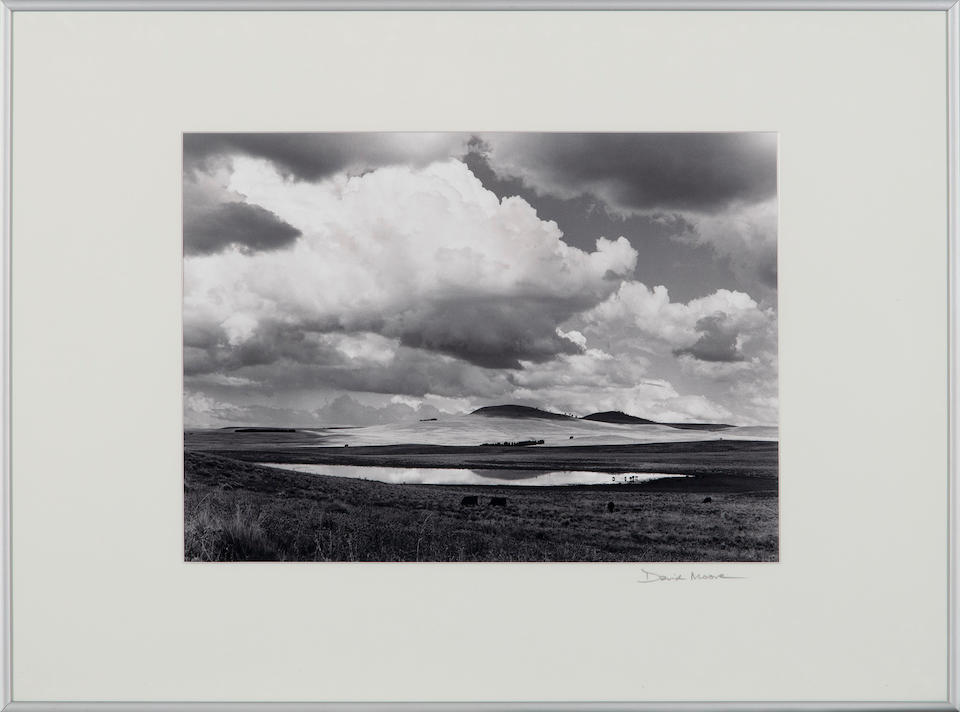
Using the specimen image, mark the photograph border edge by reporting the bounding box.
[1,1,958,710]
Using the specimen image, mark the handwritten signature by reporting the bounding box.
[637,568,745,583]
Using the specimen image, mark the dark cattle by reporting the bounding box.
[607,501,615,513]
[460,495,479,507]
[489,496,507,507]
[702,496,712,503]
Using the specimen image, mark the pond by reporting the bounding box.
[257,463,688,486]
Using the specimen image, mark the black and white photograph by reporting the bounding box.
[183,132,779,562]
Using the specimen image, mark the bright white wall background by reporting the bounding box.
[9,10,949,703]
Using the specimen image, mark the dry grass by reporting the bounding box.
[184,452,778,562]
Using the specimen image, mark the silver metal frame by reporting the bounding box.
[0,0,957,8]
[1,1,957,710]
[0,0,956,8]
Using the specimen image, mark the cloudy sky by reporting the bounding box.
[183,133,777,428]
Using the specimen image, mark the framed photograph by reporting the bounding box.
[2,1,957,709]
[182,129,780,564]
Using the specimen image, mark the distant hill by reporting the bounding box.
[582,411,657,425]
[471,404,573,420]
[582,410,733,430]
[660,422,734,431]
[221,427,299,433]
[471,404,734,430]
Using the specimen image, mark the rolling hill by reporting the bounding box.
[581,411,657,425]
[583,410,733,430]
[471,405,574,420]
[292,410,776,448]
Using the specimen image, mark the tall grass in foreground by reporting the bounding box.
[185,491,602,562]
[185,488,777,562]
[186,502,280,561]
[183,452,778,562]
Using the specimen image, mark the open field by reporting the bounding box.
[186,416,778,450]
[184,444,778,562]
[201,439,778,478]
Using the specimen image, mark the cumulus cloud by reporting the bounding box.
[183,133,468,257]
[573,281,777,423]
[582,281,773,356]
[476,133,777,298]
[184,158,637,371]
[183,133,778,427]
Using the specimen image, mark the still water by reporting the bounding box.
[258,463,687,486]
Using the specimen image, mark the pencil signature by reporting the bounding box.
[637,568,746,583]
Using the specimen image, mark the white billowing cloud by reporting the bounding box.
[332,333,397,365]
[502,343,738,424]
[183,146,778,427]
[513,347,648,392]
[557,328,587,349]
[390,394,422,409]
[566,281,777,424]
[583,281,774,360]
[185,390,228,416]
[184,390,249,428]
[184,158,638,370]
[221,313,259,346]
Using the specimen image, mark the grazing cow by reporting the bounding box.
[490,496,507,507]
[460,495,479,507]
[607,501,615,513]
[702,496,713,503]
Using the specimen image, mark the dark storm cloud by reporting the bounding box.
[183,320,344,376]
[185,333,517,401]
[394,298,584,369]
[184,133,467,182]
[254,353,511,400]
[461,143,744,302]
[184,201,302,256]
[673,314,745,363]
[184,291,590,382]
[482,133,777,214]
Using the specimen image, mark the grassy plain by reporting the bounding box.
[184,441,778,562]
